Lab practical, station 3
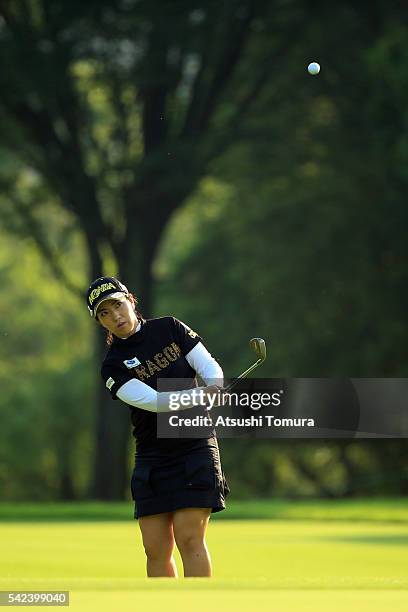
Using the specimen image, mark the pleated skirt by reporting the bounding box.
[131,438,230,518]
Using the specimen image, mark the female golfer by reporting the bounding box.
[86,276,229,578]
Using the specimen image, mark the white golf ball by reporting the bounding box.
[308,62,320,75]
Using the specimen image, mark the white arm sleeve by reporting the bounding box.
[185,342,224,386]
[116,378,207,413]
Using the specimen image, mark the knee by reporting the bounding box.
[175,532,205,555]
[142,535,174,561]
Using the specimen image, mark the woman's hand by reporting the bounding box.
[202,384,225,409]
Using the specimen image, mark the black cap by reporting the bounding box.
[86,276,129,318]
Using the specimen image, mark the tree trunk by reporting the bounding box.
[89,328,131,499]
[88,234,156,499]
[59,469,76,501]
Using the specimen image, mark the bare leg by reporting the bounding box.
[172,508,212,577]
[138,512,178,577]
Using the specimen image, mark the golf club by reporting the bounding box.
[224,338,267,391]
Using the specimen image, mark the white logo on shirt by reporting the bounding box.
[123,356,141,368]
[106,377,115,390]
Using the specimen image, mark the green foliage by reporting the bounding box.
[0,228,95,500]
[1,2,407,500]
[154,13,408,498]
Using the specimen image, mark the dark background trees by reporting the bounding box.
[0,0,407,500]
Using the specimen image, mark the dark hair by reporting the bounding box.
[97,293,143,345]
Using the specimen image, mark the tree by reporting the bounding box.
[155,2,408,496]
[0,0,307,497]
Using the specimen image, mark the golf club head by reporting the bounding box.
[250,337,266,362]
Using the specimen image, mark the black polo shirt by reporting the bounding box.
[101,316,214,452]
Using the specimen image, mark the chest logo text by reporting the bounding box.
[132,342,182,381]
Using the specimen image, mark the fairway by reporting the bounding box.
[1,518,407,611]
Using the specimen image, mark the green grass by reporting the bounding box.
[0,497,407,522]
[1,503,407,611]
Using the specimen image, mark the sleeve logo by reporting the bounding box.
[106,377,115,390]
[180,320,198,339]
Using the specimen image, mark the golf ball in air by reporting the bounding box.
[308,62,320,75]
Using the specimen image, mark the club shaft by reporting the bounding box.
[224,358,263,391]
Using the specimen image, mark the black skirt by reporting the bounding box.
[131,438,230,518]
